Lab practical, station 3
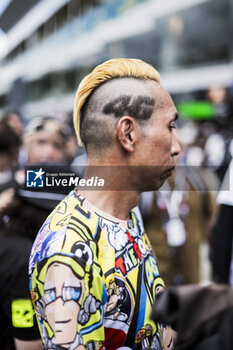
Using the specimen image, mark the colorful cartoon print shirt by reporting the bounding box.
[29,190,167,350]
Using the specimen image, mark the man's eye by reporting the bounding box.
[62,287,81,302]
[169,124,176,131]
[37,139,46,145]
[53,142,63,150]
[44,288,56,304]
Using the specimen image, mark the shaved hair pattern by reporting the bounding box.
[103,95,155,120]
[73,58,161,146]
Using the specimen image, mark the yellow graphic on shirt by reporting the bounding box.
[29,192,166,349]
[31,253,105,349]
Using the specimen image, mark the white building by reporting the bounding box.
[0,0,232,119]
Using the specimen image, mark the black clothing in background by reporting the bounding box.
[212,204,233,283]
[0,232,40,350]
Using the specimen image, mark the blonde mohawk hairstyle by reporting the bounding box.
[73,58,161,146]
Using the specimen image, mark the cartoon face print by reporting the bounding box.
[135,324,153,349]
[32,254,103,349]
[155,284,165,296]
[106,282,128,321]
[106,282,118,314]
[44,262,85,346]
[105,278,131,324]
[100,220,128,251]
[162,325,174,350]
[71,242,93,265]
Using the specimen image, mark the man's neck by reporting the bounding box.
[78,155,140,220]
[77,189,139,221]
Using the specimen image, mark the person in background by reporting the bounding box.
[1,109,24,138]
[212,140,233,285]
[0,175,68,350]
[0,116,72,349]
[141,172,216,286]
[141,123,217,286]
[0,116,71,209]
[0,121,20,192]
[23,116,71,165]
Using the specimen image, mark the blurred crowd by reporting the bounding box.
[0,110,83,349]
[0,105,232,348]
[0,106,233,275]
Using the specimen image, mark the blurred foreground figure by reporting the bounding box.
[212,143,233,285]
[0,184,53,350]
[152,284,233,350]
[0,117,72,349]
[0,166,69,350]
[29,58,180,350]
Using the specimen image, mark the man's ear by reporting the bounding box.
[116,116,138,152]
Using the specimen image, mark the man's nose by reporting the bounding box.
[171,132,181,158]
[44,143,56,158]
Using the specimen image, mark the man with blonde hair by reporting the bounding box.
[29,58,180,350]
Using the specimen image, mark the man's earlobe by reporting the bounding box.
[116,117,135,152]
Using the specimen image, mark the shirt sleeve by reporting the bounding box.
[10,258,40,341]
[30,253,108,349]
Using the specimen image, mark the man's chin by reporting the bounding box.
[147,171,175,191]
[137,178,166,192]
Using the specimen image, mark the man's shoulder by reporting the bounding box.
[29,190,99,274]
